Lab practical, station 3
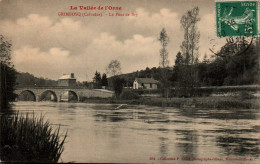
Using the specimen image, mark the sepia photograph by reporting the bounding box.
[0,0,259,163]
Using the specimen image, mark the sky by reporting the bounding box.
[0,0,226,81]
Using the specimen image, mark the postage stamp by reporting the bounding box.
[216,0,259,37]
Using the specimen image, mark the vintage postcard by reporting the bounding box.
[0,0,259,163]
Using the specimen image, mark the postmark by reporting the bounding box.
[216,0,259,37]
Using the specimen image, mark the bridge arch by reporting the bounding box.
[68,90,79,102]
[60,90,79,102]
[39,90,58,102]
[18,90,36,101]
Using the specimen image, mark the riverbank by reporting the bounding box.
[82,96,260,109]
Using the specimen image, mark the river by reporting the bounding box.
[12,102,259,163]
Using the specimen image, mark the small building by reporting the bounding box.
[58,73,76,87]
[133,78,158,89]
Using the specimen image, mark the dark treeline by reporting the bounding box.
[113,40,259,89]
[16,72,57,86]
[91,71,108,89]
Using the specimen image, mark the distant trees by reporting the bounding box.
[208,41,258,86]
[16,72,57,86]
[0,35,16,111]
[92,71,108,89]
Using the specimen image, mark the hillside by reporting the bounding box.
[16,72,57,86]
[109,67,173,87]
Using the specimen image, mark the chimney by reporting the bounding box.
[71,73,74,78]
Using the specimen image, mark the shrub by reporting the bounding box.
[112,77,125,98]
[0,113,67,163]
[120,90,140,100]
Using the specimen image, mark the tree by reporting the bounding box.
[209,37,259,85]
[0,35,12,66]
[158,28,171,98]
[106,60,121,77]
[112,77,125,98]
[180,7,200,65]
[171,52,184,85]
[93,71,102,89]
[176,7,200,96]
[175,51,184,67]
[159,28,170,68]
[101,73,108,87]
[0,35,16,111]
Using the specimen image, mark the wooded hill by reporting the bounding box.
[16,72,57,86]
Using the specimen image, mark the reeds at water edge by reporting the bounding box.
[0,112,67,163]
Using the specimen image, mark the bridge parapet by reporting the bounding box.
[15,86,87,89]
[14,86,114,102]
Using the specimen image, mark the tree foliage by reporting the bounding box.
[174,7,200,96]
[158,28,170,68]
[101,73,108,87]
[93,71,102,89]
[180,6,200,65]
[0,35,16,111]
[16,72,57,86]
[0,35,12,66]
[106,60,121,77]
[158,28,171,97]
[112,77,125,98]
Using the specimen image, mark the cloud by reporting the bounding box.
[83,33,161,75]
[13,46,73,79]
[12,32,161,81]
[0,14,96,54]
[1,7,220,81]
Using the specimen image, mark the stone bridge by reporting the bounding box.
[14,86,114,102]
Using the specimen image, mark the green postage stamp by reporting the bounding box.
[216,0,259,37]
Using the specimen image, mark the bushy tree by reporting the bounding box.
[106,60,121,77]
[112,77,125,98]
[0,35,16,111]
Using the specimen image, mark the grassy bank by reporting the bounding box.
[0,113,67,163]
[82,96,259,109]
[140,97,260,109]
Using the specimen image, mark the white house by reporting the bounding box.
[133,78,158,89]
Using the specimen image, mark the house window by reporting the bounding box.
[150,83,152,88]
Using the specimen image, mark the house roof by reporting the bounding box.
[58,74,76,80]
[135,78,158,84]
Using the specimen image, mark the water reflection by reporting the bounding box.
[158,137,169,157]
[94,111,129,122]
[12,102,260,163]
[217,134,259,157]
[176,130,198,159]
